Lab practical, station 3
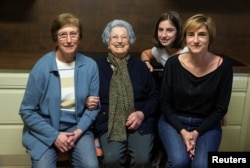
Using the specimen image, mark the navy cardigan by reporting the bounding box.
[94,55,159,138]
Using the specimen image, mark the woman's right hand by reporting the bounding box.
[85,96,100,110]
[140,49,154,72]
[54,132,75,153]
[180,129,197,159]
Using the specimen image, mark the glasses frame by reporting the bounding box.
[57,31,79,41]
[110,34,129,42]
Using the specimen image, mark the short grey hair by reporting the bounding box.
[102,19,136,45]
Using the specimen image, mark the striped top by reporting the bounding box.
[56,58,75,111]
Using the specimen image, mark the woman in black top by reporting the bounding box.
[158,13,233,168]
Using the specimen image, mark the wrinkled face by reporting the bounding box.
[56,25,80,56]
[186,25,209,54]
[108,26,130,59]
[158,20,177,48]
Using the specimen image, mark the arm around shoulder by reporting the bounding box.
[141,49,154,71]
[141,49,154,61]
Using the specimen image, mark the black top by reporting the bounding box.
[161,55,233,135]
[94,55,159,137]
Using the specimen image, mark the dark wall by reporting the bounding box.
[0,0,249,69]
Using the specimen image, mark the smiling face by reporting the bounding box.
[186,25,210,54]
[108,26,130,59]
[56,25,80,62]
[157,20,177,49]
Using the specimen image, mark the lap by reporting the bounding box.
[158,115,222,168]
[100,131,154,167]
[32,131,98,168]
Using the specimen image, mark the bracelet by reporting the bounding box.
[143,60,150,63]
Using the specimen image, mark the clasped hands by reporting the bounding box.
[54,129,83,153]
[180,129,199,160]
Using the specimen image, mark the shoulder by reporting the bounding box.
[221,56,232,66]
[127,56,151,74]
[221,56,233,71]
[152,47,166,57]
[216,55,233,85]
[31,51,56,72]
[95,57,111,74]
[76,52,96,64]
[28,52,57,83]
[129,55,146,66]
[96,57,108,66]
[75,52,99,70]
[181,46,189,53]
[164,54,180,70]
[36,51,55,63]
[166,54,179,63]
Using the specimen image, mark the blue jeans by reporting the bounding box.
[158,115,222,168]
[31,130,98,168]
[100,131,154,168]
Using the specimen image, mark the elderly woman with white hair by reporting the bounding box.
[93,19,159,168]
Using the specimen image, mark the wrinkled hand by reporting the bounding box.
[54,132,75,153]
[54,129,83,153]
[86,96,100,110]
[73,128,83,142]
[180,129,199,160]
[125,111,144,130]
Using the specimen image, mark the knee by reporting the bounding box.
[71,154,98,168]
[167,159,190,168]
[167,155,190,168]
[192,159,206,168]
[131,152,151,166]
[85,161,99,168]
[72,159,99,168]
[137,155,150,164]
[103,152,121,165]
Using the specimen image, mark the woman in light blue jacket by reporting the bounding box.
[19,13,100,168]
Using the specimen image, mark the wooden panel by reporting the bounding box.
[0,0,250,70]
[219,126,241,151]
[0,73,28,124]
[0,89,25,124]
[0,73,28,89]
[232,74,248,91]
[0,154,31,167]
[227,92,245,124]
[0,125,27,155]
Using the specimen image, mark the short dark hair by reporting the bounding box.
[50,13,83,43]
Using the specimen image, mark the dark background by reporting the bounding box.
[0,0,249,70]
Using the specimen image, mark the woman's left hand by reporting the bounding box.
[180,129,199,159]
[220,115,227,126]
[189,130,199,159]
[125,111,144,130]
[71,128,83,144]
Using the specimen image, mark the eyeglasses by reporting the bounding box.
[110,35,128,42]
[57,31,79,41]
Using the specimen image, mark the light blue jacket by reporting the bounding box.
[19,51,100,160]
